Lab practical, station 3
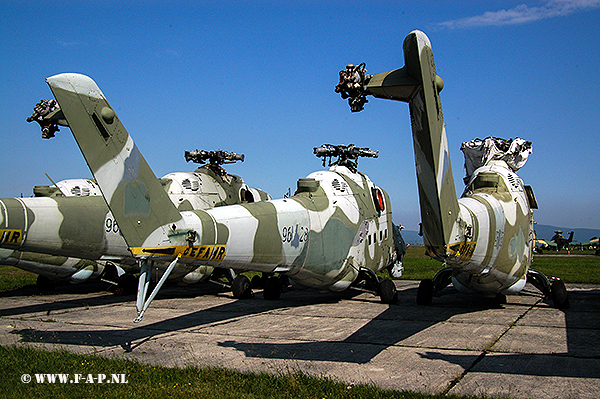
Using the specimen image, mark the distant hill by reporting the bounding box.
[400,229,423,245]
[399,225,600,245]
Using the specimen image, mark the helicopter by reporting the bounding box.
[3,101,274,292]
[335,30,569,309]
[17,73,406,322]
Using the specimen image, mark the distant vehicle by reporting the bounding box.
[572,237,599,253]
[550,230,574,251]
[582,237,599,249]
[534,238,557,254]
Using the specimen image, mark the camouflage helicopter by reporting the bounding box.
[26,73,406,322]
[0,177,133,291]
[550,230,574,251]
[0,168,267,292]
[335,30,569,309]
[3,107,272,292]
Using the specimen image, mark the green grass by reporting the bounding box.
[0,265,37,291]
[0,346,466,399]
[530,255,600,284]
[397,246,444,281]
[399,245,600,284]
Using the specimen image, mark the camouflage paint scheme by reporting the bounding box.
[40,72,399,316]
[0,164,271,285]
[0,178,129,285]
[338,30,544,299]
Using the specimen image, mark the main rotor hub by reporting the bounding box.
[184,149,245,176]
[313,144,378,172]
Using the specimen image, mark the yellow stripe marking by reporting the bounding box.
[0,229,23,246]
[130,245,226,262]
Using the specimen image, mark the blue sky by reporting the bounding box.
[1,0,599,233]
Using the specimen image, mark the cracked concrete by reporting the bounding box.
[1,280,599,398]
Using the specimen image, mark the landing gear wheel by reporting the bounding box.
[417,279,434,305]
[36,275,54,292]
[263,276,281,300]
[232,275,253,299]
[494,293,507,305]
[251,275,265,289]
[378,279,398,304]
[114,273,137,296]
[551,280,570,309]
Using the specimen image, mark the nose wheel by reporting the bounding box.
[378,278,398,304]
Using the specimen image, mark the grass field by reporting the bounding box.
[0,346,466,399]
[399,245,600,284]
[0,264,37,292]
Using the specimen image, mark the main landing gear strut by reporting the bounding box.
[352,268,398,304]
[416,267,570,309]
[527,269,570,309]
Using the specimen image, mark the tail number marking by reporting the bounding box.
[131,245,227,262]
[281,225,309,244]
[105,217,120,234]
[181,245,226,261]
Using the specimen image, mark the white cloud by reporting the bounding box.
[436,0,600,29]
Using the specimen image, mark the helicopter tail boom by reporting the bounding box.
[365,31,461,256]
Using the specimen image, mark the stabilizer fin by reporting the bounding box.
[344,31,460,254]
[46,73,182,249]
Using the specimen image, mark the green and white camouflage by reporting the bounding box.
[336,30,568,308]
[7,72,405,321]
[1,156,271,289]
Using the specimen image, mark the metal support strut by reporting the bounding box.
[134,257,179,323]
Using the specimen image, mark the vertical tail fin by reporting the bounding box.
[46,73,182,249]
[401,31,460,253]
[354,31,461,253]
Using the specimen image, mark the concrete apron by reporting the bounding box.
[1,280,599,398]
